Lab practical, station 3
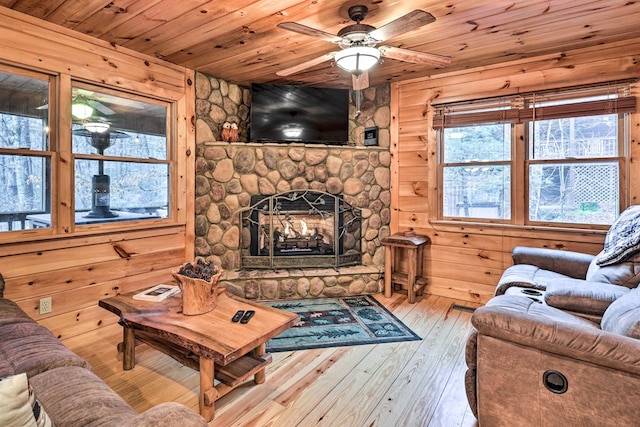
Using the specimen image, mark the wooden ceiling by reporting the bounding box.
[4,0,640,89]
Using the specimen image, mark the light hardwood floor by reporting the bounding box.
[63,293,481,426]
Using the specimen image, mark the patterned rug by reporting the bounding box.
[263,295,421,352]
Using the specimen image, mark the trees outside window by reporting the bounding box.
[441,124,511,220]
[528,115,620,225]
[0,69,50,231]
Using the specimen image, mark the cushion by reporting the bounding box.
[602,288,640,339]
[0,372,53,427]
[0,321,90,378]
[587,250,640,288]
[597,205,640,266]
[29,366,136,427]
[544,279,629,316]
[0,298,36,327]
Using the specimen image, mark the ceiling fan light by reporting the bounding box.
[84,120,110,133]
[72,102,94,119]
[282,125,303,138]
[335,46,380,74]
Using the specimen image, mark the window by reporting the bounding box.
[528,113,621,225]
[434,82,634,227]
[71,85,170,226]
[0,67,51,231]
[441,124,512,220]
[0,66,174,234]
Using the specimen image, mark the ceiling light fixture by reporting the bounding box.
[334,46,380,75]
[84,120,110,133]
[282,125,303,138]
[72,102,94,119]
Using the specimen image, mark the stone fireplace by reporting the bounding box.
[240,191,361,269]
[193,142,391,300]
[194,73,392,300]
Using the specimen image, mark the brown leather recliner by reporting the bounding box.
[466,206,640,425]
[465,293,640,426]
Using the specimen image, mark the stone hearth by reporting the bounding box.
[221,266,383,300]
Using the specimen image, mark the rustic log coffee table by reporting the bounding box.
[99,290,298,421]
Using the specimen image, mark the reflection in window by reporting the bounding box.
[72,85,169,224]
[75,159,169,218]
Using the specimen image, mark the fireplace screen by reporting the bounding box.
[240,191,361,269]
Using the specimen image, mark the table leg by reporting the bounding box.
[417,245,425,296]
[199,357,215,421]
[408,247,417,304]
[254,343,266,384]
[122,327,136,370]
[384,246,393,298]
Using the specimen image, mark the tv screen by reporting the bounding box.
[250,84,349,145]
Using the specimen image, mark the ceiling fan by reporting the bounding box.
[276,5,452,89]
[37,88,146,118]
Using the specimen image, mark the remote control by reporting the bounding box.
[240,310,255,324]
[231,310,245,322]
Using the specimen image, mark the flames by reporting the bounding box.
[283,219,309,238]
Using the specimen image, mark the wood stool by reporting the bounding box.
[381,232,430,303]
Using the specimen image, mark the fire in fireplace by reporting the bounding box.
[240,190,361,269]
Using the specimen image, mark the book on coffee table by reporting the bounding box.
[133,284,180,301]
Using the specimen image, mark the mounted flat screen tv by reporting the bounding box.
[250,83,349,145]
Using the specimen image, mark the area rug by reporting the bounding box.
[262,295,421,352]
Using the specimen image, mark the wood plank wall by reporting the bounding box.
[391,38,640,304]
[0,7,195,340]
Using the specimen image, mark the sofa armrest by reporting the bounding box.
[122,402,207,427]
[511,246,594,279]
[472,295,640,376]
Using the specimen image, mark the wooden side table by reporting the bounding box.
[381,232,430,303]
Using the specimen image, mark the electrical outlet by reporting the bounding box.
[39,297,52,315]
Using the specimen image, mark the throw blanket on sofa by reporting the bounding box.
[597,205,640,267]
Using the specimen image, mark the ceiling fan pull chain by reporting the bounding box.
[354,75,362,118]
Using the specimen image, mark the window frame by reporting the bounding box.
[523,114,626,227]
[433,82,634,229]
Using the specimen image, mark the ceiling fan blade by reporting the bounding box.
[379,45,452,67]
[277,22,343,44]
[88,100,116,115]
[352,72,369,91]
[276,52,337,77]
[368,10,436,42]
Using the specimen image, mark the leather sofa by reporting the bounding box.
[465,204,640,425]
[465,293,640,426]
[494,205,640,321]
[0,274,207,426]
